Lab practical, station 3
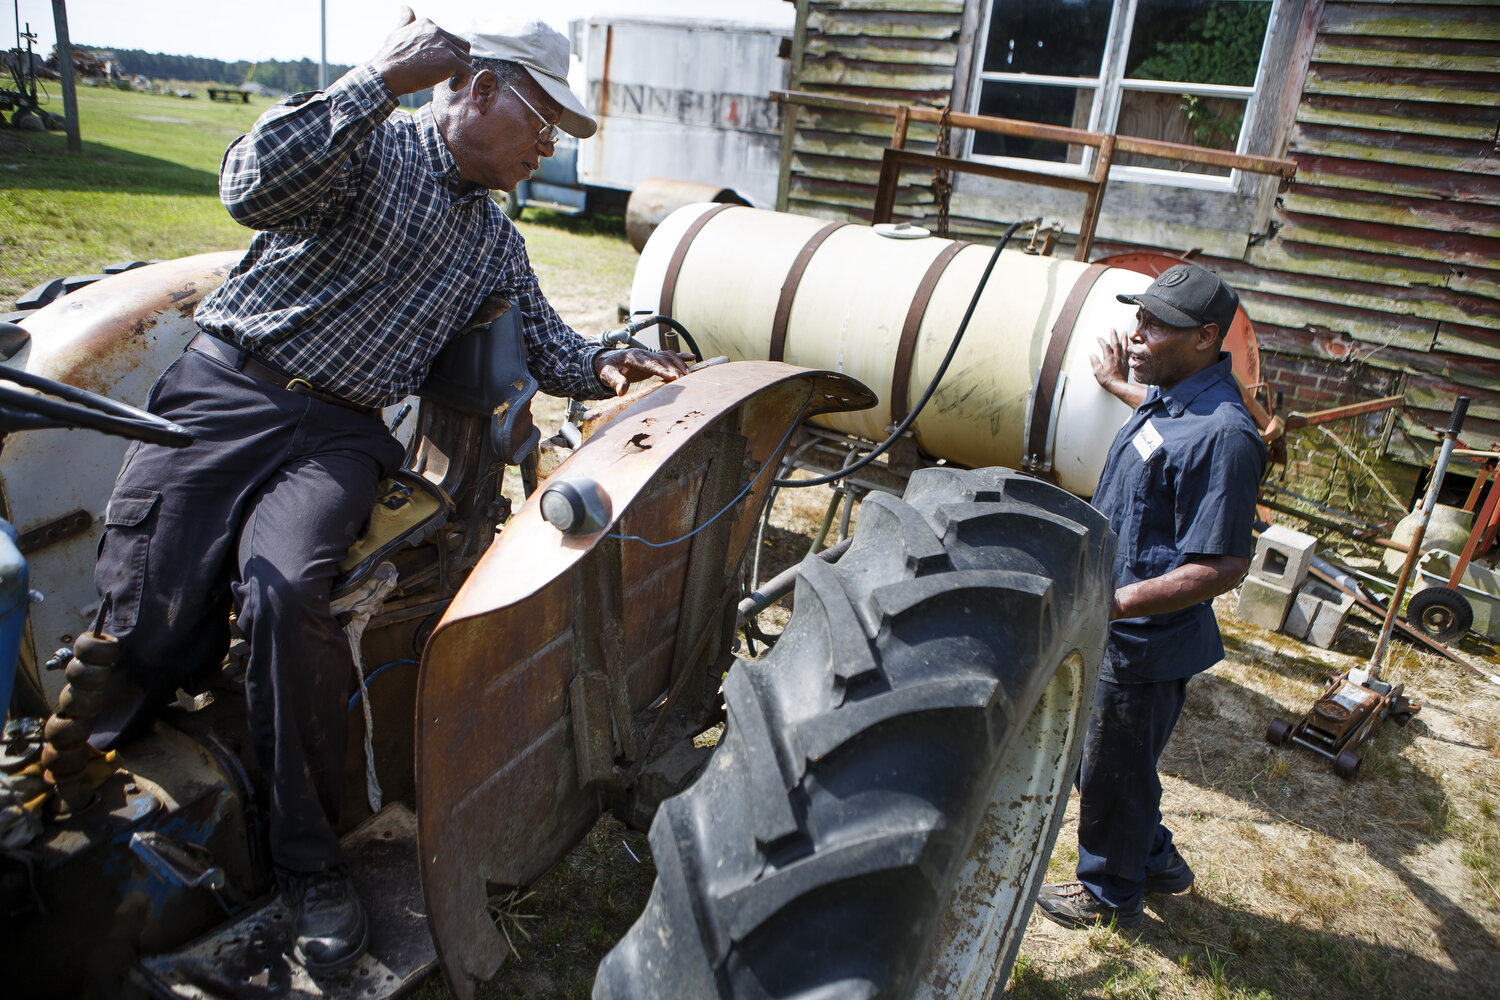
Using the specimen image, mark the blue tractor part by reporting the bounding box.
[0,520,27,715]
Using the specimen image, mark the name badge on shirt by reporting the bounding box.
[1132,419,1164,461]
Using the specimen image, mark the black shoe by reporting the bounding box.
[1036,881,1143,929]
[278,866,369,976]
[1143,847,1195,894]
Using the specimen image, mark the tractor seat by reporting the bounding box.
[332,471,453,601]
[329,300,538,603]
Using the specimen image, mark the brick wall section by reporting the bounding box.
[1257,349,1420,519]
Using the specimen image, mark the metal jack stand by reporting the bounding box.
[1267,398,1469,779]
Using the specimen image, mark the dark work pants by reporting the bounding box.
[91,346,404,872]
[1075,674,1190,911]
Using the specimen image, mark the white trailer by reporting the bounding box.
[515,16,789,235]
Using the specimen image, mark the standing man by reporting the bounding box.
[89,10,689,975]
[1036,264,1266,929]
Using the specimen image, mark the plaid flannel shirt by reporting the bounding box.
[194,64,610,407]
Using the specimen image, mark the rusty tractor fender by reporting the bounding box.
[416,361,874,997]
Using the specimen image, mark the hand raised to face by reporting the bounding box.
[372,6,473,97]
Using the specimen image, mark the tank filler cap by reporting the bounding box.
[540,479,612,535]
[873,222,931,240]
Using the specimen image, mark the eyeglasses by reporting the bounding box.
[508,84,563,144]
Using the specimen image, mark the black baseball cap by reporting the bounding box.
[1117,263,1239,335]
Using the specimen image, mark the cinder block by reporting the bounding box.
[1237,575,1295,631]
[1283,589,1320,641]
[1250,524,1318,590]
[1307,592,1356,649]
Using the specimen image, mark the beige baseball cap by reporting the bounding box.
[467,18,596,139]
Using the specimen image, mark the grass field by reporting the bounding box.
[3,85,1497,1000]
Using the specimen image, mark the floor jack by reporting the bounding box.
[1266,673,1418,779]
[1267,398,1467,779]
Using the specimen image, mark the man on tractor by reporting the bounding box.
[87,9,688,975]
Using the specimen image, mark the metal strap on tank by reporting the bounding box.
[1024,262,1109,474]
[769,222,849,363]
[890,240,970,424]
[658,203,738,351]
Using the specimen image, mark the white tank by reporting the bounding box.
[631,204,1152,497]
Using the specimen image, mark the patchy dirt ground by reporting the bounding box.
[1013,608,1500,1000]
[442,215,1500,1000]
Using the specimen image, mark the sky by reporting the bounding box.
[13,1,797,64]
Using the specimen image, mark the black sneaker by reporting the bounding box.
[1143,847,1195,894]
[1036,881,1143,929]
[278,866,369,976]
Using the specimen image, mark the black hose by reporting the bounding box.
[773,217,1042,489]
[618,313,703,362]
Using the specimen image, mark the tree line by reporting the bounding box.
[78,45,354,94]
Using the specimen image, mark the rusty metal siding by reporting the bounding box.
[1247,0,1500,461]
[783,0,966,220]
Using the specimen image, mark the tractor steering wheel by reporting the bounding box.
[0,363,194,448]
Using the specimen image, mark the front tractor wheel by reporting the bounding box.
[593,467,1116,1000]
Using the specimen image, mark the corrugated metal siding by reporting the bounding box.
[783,0,966,221]
[1247,0,1500,462]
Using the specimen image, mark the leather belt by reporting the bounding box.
[187,332,377,416]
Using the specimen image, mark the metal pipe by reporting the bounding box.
[736,537,852,626]
[1368,397,1468,675]
[319,0,327,90]
[771,89,1299,179]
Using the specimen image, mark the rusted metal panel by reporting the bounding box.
[1217,250,1500,330]
[809,8,961,39]
[1292,122,1500,173]
[416,362,874,1000]
[1289,153,1500,204]
[1435,320,1500,360]
[799,58,957,90]
[787,0,962,215]
[1406,374,1500,422]
[1275,210,1500,270]
[1280,187,1500,240]
[1312,36,1500,73]
[1247,238,1491,292]
[1254,322,1500,392]
[1320,2,1500,42]
[1296,99,1498,141]
[1238,288,1438,352]
[812,0,962,12]
[804,34,960,67]
[1303,62,1500,103]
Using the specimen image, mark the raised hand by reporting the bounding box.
[371,7,473,97]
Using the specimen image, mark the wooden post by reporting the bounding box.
[776,0,810,213]
[51,0,80,156]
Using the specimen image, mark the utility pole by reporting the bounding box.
[51,0,80,155]
[318,0,327,90]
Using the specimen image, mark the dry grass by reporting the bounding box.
[1009,603,1500,1000]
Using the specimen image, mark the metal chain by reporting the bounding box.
[933,103,954,238]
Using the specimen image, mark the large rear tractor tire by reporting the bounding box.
[593,467,1116,1000]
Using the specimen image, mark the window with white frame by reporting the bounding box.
[971,0,1275,183]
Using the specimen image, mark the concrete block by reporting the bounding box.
[1250,524,1318,590]
[1283,589,1320,641]
[1237,575,1295,632]
[1307,593,1356,650]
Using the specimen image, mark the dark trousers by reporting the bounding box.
[1075,674,1189,910]
[91,345,404,872]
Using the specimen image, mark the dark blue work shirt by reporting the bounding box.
[1091,353,1266,683]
